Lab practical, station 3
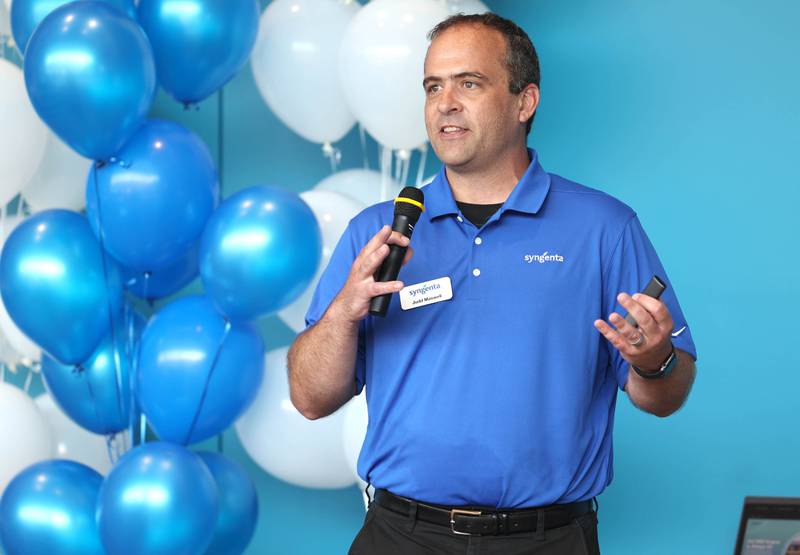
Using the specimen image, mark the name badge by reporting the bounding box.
[399,277,453,310]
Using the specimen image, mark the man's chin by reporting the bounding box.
[430,144,474,169]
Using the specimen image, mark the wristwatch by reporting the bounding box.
[632,343,677,380]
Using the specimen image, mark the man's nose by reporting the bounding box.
[437,86,462,114]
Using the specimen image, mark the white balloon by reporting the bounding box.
[0,382,52,494]
[446,0,489,15]
[22,131,91,212]
[315,168,405,206]
[251,0,359,144]
[235,347,356,489]
[34,395,115,475]
[0,59,48,206]
[339,0,450,150]
[278,190,365,332]
[0,0,10,37]
[0,214,42,364]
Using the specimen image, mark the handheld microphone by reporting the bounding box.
[369,187,425,317]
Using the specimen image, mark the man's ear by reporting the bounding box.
[518,84,540,124]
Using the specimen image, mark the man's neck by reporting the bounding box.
[445,145,531,205]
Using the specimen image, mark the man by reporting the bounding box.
[288,13,697,555]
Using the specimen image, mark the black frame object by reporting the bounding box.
[734,496,800,555]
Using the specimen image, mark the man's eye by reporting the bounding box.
[464,81,477,89]
[427,85,441,94]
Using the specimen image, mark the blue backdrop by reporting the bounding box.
[3,0,798,553]
[154,0,800,553]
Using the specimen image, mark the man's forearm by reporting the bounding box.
[287,302,360,420]
[624,349,696,417]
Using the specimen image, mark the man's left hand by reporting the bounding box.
[593,293,674,371]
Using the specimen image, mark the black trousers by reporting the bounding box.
[348,492,601,555]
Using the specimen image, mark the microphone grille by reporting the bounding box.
[394,187,425,218]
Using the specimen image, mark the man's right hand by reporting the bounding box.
[327,224,414,324]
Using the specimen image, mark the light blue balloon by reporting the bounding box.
[198,452,259,555]
[123,242,200,301]
[137,295,264,445]
[23,1,156,160]
[97,442,218,555]
[11,0,136,55]
[86,119,219,272]
[0,460,104,555]
[0,210,123,365]
[200,186,322,321]
[41,309,145,434]
[137,0,259,103]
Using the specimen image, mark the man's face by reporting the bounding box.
[423,24,528,171]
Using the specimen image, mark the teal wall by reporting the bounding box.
[155,0,800,553]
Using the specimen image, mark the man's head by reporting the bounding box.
[423,13,540,172]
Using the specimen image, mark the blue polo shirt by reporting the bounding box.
[305,150,697,509]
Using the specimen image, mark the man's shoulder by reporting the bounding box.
[546,173,635,222]
[347,198,395,235]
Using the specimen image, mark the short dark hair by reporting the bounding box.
[428,13,540,136]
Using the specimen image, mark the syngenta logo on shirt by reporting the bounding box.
[523,251,565,264]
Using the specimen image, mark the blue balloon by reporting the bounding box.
[137,0,259,103]
[0,210,123,365]
[200,186,322,321]
[86,119,219,271]
[198,452,259,555]
[123,242,200,301]
[97,442,218,555]
[23,1,156,160]
[137,295,264,445]
[0,460,104,555]
[41,309,145,434]
[11,0,136,55]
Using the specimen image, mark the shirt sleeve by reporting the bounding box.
[304,220,368,395]
[602,214,697,391]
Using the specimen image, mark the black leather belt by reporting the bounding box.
[374,488,593,536]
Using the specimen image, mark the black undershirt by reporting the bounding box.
[455,200,504,228]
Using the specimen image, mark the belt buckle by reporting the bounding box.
[450,508,482,536]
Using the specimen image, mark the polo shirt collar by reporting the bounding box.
[424,148,551,220]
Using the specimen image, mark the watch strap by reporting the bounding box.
[632,344,677,380]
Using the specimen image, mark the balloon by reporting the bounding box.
[278,190,365,332]
[251,0,358,144]
[236,347,356,489]
[0,1,9,36]
[10,0,136,54]
[0,59,47,205]
[40,309,143,435]
[0,213,42,364]
[97,442,218,555]
[198,452,258,555]
[200,186,322,321]
[0,293,40,364]
[342,393,368,486]
[339,0,449,150]
[137,0,259,104]
[22,131,91,212]
[86,119,219,272]
[23,1,156,160]
[34,395,115,475]
[137,295,264,445]
[0,209,123,365]
[315,168,404,207]
[0,460,104,555]
[446,0,489,15]
[0,382,51,494]
[123,241,200,301]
